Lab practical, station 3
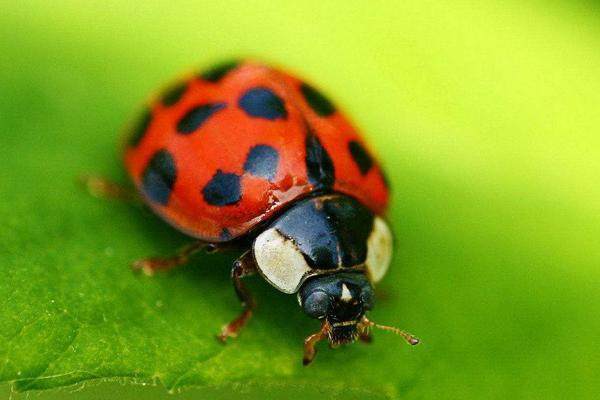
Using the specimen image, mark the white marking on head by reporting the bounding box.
[253,228,312,294]
[340,283,352,303]
[365,217,393,283]
[340,283,353,302]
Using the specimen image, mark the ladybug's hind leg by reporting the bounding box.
[132,241,208,276]
[218,251,257,342]
[78,174,141,203]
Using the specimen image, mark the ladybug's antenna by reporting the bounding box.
[361,317,420,346]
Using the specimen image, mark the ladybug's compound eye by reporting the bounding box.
[365,217,393,283]
[302,290,331,319]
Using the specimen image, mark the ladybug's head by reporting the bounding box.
[298,272,374,345]
[298,271,420,365]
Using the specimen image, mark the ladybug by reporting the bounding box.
[85,60,419,364]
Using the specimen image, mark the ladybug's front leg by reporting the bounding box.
[358,331,373,343]
[218,251,257,342]
[303,321,330,365]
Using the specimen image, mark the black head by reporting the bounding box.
[299,272,374,345]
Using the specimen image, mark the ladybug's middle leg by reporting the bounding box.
[132,241,209,276]
[218,251,257,342]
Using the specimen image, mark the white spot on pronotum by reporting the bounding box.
[253,228,313,294]
[365,217,393,283]
[340,283,353,302]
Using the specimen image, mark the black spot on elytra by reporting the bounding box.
[141,149,177,205]
[177,103,226,134]
[243,145,279,181]
[200,61,240,82]
[202,170,241,206]
[300,83,336,116]
[238,87,287,120]
[305,130,335,190]
[129,109,152,147]
[161,82,188,106]
[348,140,373,175]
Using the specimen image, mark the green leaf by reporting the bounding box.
[1,1,599,399]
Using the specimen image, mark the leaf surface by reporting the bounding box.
[1,1,599,398]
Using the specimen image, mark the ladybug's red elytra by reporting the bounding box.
[86,60,419,364]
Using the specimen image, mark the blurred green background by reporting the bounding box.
[1,1,599,399]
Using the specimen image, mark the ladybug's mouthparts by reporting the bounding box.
[326,317,422,346]
[331,320,358,327]
[327,321,360,346]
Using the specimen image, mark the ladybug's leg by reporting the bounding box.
[218,251,257,342]
[303,321,330,365]
[132,241,208,276]
[358,321,373,344]
[78,174,141,203]
[358,331,373,343]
